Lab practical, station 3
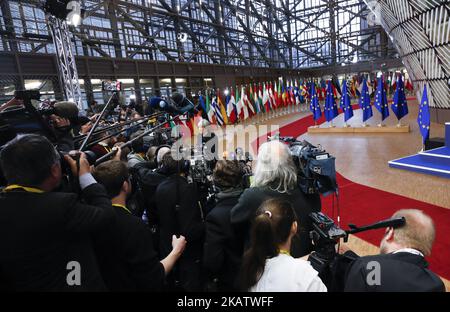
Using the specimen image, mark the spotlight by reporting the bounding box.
[67,11,82,27]
[177,33,188,43]
[44,0,83,26]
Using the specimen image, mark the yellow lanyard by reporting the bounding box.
[3,184,44,194]
[112,204,131,214]
[279,249,291,257]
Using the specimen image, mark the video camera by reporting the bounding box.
[274,135,338,196]
[102,80,122,92]
[308,211,406,291]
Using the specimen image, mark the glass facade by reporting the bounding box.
[0,0,395,69]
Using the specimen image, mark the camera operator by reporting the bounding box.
[0,134,113,291]
[48,110,74,152]
[203,160,245,291]
[127,146,171,220]
[154,152,205,291]
[92,160,186,291]
[343,209,445,292]
[231,140,321,258]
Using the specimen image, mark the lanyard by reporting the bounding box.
[112,204,131,214]
[279,249,291,257]
[3,184,44,194]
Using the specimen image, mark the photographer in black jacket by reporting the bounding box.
[203,160,244,291]
[0,134,113,291]
[92,160,186,291]
[154,152,205,292]
[231,140,321,258]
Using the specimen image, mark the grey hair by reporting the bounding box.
[156,146,171,165]
[253,140,297,193]
[392,209,436,256]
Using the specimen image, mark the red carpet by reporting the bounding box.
[254,108,450,280]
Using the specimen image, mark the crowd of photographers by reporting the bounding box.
[0,97,446,292]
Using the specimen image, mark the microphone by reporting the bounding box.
[149,95,193,115]
[149,97,169,109]
[171,92,195,114]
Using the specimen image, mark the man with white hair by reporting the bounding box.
[231,140,321,257]
[344,209,445,292]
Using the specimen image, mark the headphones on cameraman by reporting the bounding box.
[154,144,171,168]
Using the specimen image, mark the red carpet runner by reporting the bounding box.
[255,110,450,280]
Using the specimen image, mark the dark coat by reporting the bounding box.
[0,184,113,291]
[344,252,445,292]
[93,205,165,291]
[231,186,321,257]
[154,175,205,291]
[203,189,244,291]
[129,162,168,220]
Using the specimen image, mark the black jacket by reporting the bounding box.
[154,175,205,259]
[0,183,113,291]
[129,162,168,219]
[154,175,205,291]
[231,186,321,257]
[203,189,244,291]
[344,252,445,292]
[93,205,165,291]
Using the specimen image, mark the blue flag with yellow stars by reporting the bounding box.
[340,80,353,122]
[325,81,338,122]
[417,85,430,144]
[392,76,409,120]
[309,82,322,121]
[359,78,373,122]
[374,77,389,121]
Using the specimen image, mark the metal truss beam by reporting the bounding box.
[195,2,250,66]
[157,0,219,64]
[222,0,274,67]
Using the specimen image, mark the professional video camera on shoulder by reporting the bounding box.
[270,134,338,196]
[307,211,406,291]
[0,90,81,146]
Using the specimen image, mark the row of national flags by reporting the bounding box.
[170,74,430,147]
[195,81,312,126]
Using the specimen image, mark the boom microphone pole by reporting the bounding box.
[95,114,181,165]
[79,92,118,151]
[84,117,153,149]
[74,112,162,142]
[344,217,405,241]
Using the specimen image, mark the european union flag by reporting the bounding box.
[340,80,353,122]
[309,82,322,121]
[374,77,389,121]
[392,76,409,120]
[359,79,373,122]
[325,81,338,122]
[417,85,430,144]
